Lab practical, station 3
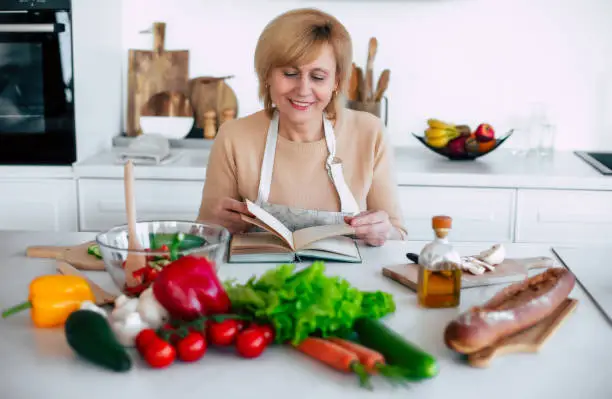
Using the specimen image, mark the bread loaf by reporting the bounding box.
[444,267,575,354]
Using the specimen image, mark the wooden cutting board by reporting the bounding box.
[467,298,578,367]
[56,261,117,306]
[126,21,189,136]
[26,241,105,271]
[382,256,554,290]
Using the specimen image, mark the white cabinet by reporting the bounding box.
[397,186,516,242]
[0,179,78,231]
[78,178,205,231]
[516,189,612,244]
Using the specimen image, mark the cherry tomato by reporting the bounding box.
[207,319,239,346]
[177,332,207,362]
[236,320,248,332]
[145,267,159,282]
[256,324,275,345]
[135,328,159,353]
[235,328,267,359]
[144,339,176,368]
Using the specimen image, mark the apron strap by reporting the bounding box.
[256,111,279,204]
[323,117,360,215]
[256,110,360,214]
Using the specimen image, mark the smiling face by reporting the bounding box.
[267,44,337,125]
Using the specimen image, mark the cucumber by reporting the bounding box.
[353,318,438,380]
[149,233,206,251]
[87,244,102,259]
[64,310,132,372]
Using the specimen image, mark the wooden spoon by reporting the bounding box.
[364,37,378,102]
[123,160,146,287]
[374,69,391,102]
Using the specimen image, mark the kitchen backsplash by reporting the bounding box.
[118,0,612,150]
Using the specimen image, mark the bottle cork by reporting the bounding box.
[203,110,217,139]
[432,215,452,238]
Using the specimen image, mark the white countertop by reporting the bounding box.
[67,146,612,190]
[0,231,610,399]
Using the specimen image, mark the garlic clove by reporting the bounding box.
[111,297,139,322]
[477,244,506,265]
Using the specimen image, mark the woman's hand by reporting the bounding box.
[344,210,394,247]
[208,197,254,234]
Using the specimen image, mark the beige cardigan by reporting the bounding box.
[197,108,407,238]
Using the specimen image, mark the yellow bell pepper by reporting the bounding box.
[2,275,95,328]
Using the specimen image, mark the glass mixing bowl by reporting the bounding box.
[95,220,230,296]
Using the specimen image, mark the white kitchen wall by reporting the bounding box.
[120,0,612,151]
[72,0,123,162]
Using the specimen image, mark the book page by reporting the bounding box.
[230,232,293,254]
[300,236,360,259]
[293,224,355,250]
[243,200,295,250]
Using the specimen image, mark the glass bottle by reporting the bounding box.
[417,215,462,308]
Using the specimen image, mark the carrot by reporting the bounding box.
[326,337,418,385]
[294,337,371,389]
[326,337,384,372]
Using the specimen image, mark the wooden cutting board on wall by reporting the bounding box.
[126,22,189,136]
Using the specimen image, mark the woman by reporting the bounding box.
[197,8,407,246]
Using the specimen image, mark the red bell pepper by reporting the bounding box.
[151,255,231,321]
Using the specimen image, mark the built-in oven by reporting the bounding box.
[0,0,75,165]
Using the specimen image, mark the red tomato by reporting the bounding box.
[135,328,159,353]
[207,319,239,346]
[144,339,176,368]
[256,324,275,345]
[235,328,267,359]
[176,332,207,362]
[145,267,159,282]
[236,320,248,332]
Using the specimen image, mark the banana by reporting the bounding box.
[425,127,460,141]
[427,118,456,130]
[426,135,450,148]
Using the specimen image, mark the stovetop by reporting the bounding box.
[575,151,612,175]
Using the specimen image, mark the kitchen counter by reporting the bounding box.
[70,146,612,190]
[0,231,610,399]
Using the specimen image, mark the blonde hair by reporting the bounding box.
[254,8,353,120]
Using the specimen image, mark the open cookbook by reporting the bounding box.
[228,200,361,263]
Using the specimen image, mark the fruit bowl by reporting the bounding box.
[95,220,230,296]
[413,119,514,160]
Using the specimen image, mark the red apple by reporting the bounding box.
[447,136,468,156]
[474,123,495,142]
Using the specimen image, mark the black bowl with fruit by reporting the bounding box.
[413,120,514,160]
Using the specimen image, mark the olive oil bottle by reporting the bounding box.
[417,216,462,308]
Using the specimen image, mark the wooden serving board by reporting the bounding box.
[382,256,554,290]
[467,298,578,367]
[126,22,189,136]
[26,241,105,271]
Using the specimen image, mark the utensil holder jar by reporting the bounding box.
[346,96,388,126]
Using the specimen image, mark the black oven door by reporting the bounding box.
[0,7,76,165]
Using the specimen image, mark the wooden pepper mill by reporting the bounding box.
[220,108,236,126]
[203,110,217,139]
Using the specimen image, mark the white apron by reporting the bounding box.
[254,110,360,231]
